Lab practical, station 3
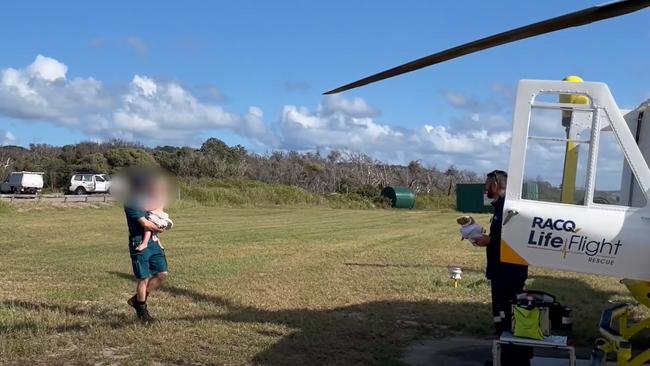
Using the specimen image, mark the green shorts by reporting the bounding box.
[129,240,168,280]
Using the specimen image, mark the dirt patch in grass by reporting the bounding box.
[400,336,492,366]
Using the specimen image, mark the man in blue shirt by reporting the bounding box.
[123,178,168,323]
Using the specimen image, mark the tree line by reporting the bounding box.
[0,137,481,197]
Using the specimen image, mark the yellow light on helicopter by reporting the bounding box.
[559,75,588,204]
[563,75,583,83]
[561,76,589,105]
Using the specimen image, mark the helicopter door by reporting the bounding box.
[501,80,650,281]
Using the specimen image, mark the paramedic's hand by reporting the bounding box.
[474,235,490,247]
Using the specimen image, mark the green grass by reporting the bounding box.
[0,200,13,214]
[0,205,642,365]
[178,178,453,210]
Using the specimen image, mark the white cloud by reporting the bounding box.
[0,55,520,171]
[0,55,270,146]
[27,55,67,81]
[1,131,16,145]
[111,75,270,145]
[0,55,110,124]
[320,94,379,118]
[279,95,512,169]
[132,75,157,97]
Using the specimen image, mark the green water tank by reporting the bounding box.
[456,183,492,213]
[381,186,416,209]
[522,181,539,201]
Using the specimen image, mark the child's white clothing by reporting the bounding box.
[146,211,172,243]
[460,223,484,243]
[147,211,173,231]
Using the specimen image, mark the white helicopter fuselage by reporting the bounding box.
[501,80,650,281]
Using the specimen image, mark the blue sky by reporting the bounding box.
[0,1,648,173]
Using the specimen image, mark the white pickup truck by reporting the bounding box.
[0,172,45,194]
[69,173,111,195]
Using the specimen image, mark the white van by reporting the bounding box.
[69,173,111,195]
[0,172,45,194]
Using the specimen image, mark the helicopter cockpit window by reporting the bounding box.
[521,93,593,205]
[593,116,647,208]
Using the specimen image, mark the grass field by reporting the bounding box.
[0,204,643,365]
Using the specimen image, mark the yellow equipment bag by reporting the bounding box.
[513,306,544,340]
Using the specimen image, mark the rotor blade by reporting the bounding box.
[324,0,650,95]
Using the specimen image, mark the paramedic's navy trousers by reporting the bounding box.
[491,275,532,366]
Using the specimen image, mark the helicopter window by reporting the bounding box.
[593,126,646,208]
[522,105,593,205]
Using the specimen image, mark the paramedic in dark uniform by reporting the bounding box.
[476,170,531,366]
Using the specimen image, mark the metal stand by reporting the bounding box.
[493,332,576,366]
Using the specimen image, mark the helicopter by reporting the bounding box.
[325,1,650,364]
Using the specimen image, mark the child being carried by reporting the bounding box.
[456,215,485,246]
[135,178,173,252]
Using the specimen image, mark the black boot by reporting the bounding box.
[127,294,138,309]
[135,302,155,324]
[127,293,150,309]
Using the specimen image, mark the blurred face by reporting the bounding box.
[484,177,499,199]
[150,178,167,199]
